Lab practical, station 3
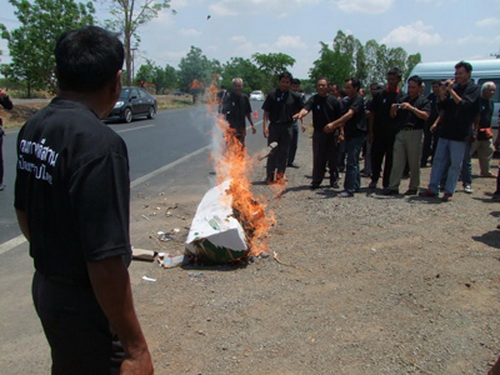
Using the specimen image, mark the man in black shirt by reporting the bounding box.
[221,77,256,146]
[293,77,342,189]
[262,71,304,183]
[384,75,430,195]
[420,61,480,202]
[14,26,153,374]
[325,78,367,197]
[0,89,13,191]
[421,80,441,167]
[471,81,496,177]
[368,68,404,189]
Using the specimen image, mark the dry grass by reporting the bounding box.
[1,95,194,129]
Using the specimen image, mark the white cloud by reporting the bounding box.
[334,0,394,14]
[178,28,202,37]
[457,34,500,45]
[230,35,248,43]
[209,2,239,16]
[476,17,500,27]
[276,35,307,49]
[382,21,442,46]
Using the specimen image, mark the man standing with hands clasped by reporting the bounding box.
[14,26,153,374]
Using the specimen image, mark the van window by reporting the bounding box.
[477,79,500,103]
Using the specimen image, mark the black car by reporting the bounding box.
[106,87,157,123]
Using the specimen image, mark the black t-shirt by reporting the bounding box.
[370,88,405,136]
[438,81,480,141]
[426,93,440,126]
[14,98,132,282]
[395,94,431,130]
[222,92,252,130]
[304,94,342,131]
[262,89,304,124]
[344,94,367,138]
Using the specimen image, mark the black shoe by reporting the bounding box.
[404,189,418,196]
[368,181,377,189]
[287,162,299,168]
[330,181,339,189]
[310,184,320,190]
[382,188,398,196]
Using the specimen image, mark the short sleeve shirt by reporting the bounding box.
[304,94,342,131]
[395,95,431,130]
[262,89,304,124]
[222,92,252,130]
[344,94,367,138]
[370,88,405,136]
[14,98,132,282]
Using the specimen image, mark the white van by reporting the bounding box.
[408,59,500,129]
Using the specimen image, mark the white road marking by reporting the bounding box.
[0,119,264,254]
[115,124,155,133]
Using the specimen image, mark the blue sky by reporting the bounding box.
[1,0,499,79]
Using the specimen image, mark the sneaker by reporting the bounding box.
[382,188,399,196]
[463,185,473,194]
[368,181,377,189]
[0,184,5,191]
[442,193,453,202]
[419,189,438,198]
[338,190,354,198]
[404,189,418,196]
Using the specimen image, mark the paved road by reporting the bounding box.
[0,102,266,246]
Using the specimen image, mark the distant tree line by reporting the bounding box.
[0,0,420,97]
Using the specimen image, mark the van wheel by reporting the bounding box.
[124,108,133,123]
[147,106,156,119]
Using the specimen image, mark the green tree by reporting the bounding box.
[221,57,265,93]
[104,0,174,86]
[136,60,178,94]
[308,42,353,86]
[252,52,295,93]
[178,46,220,93]
[0,0,95,96]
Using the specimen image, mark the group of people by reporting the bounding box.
[220,62,499,202]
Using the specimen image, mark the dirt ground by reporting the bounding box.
[127,132,500,375]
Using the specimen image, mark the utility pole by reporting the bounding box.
[131,48,138,84]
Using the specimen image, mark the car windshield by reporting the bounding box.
[119,89,131,99]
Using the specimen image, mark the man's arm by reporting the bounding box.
[398,102,430,121]
[87,257,154,374]
[16,209,30,242]
[246,113,257,134]
[263,111,270,138]
[324,108,355,133]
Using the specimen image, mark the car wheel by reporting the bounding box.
[147,106,156,119]
[124,108,133,123]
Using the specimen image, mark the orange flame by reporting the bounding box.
[213,116,275,256]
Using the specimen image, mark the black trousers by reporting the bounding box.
[371,134,395,188]
[32,271,123,375]
[312,130,339,186]
[0,133,4,185]
[288,121,299,165]
[267,122,293,179]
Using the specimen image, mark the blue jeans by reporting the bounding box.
[460,139,472,186]
[428,138,466,194]
[344,134,366,193]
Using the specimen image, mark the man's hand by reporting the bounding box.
[301,123,307,133]
[263,127,269,138]
[337,134,345,144]
[120,350,154,375]
[430,123,438,133]
[324,124,334,134]
[250,125,257,135]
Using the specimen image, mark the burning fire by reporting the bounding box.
[210,101,276,257]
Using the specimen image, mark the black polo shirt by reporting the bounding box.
[344,94,367,138]
[14,98,132,283]
[426,92,440,126]
[370,87,405,136]
[438,81,480,141]
[262,89,303,124]
[304,94,342,131]
[222,92,252,130]
[395,94,430,130]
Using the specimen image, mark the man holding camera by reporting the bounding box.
[420,61,480,202]
[384,75,430,195]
